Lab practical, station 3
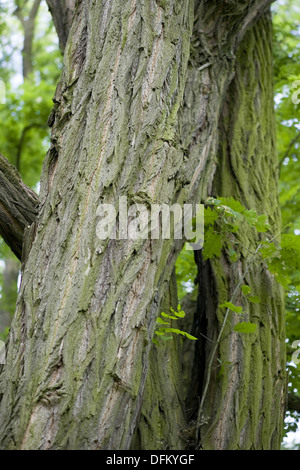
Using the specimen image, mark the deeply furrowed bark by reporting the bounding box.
[188,15,286,450]
[0,0,73,260]
[131,271,187,450]
[0,0,195,450]
[133,7,286,451]
[0,0,285,450]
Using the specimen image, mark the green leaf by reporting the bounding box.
[204,206,219,226]
[184,332,198,340]
[161,312,178,320]
[243,209,258,225]
[241,285,252,295]
[155,330,166,336]
[174,309,185,318]
[234,322,257,334]
[156,317,169,325]
[219,301,243,314]
[229,247,238,263]
[248,296,260,304]
[161,328,180,335]
[254,214,269,232]
[219,205,242,220]
[177,304,181,311]
[218,197,246,215]
[206,197,221,206]
[268,258,291,288]
[203,227,222,260]
[259,242,279,260]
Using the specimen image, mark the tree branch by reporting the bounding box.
[28,0,42,22]
[288,393,300,413]
[0,153,38,260]
[237,0,275,45]
[16,123,47,172]
[14,0,42,78]
[13,7,25,27]
[278,130,300,171]
[45,0,76,53]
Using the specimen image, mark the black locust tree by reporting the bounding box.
[0,0,286,450]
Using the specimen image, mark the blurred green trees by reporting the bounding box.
[0,0,61,336]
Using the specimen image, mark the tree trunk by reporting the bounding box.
[184,14,286,450]
[0,0,285,450]
[131,270,187,450]
[45,0,76,53]
[14,0,42,79]
[131,3,286,451]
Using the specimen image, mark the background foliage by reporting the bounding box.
[0,0,61,338]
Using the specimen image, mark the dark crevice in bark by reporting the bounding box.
[183,253,218,449]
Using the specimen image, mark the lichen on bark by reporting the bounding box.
[0,0,286,451]
[187,14,286,450]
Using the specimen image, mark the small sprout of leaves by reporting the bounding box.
[153,306,197,344]
[241,284,252,295]
[161,311,178,320]
[156,317,169,325]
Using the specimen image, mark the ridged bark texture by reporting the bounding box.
[129,4,285,451]
[0,0,195,450]
[131,271,187,450]
[190,16,286,450]
[0,0,285,450]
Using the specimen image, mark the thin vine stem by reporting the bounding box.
[195,242,262,445]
